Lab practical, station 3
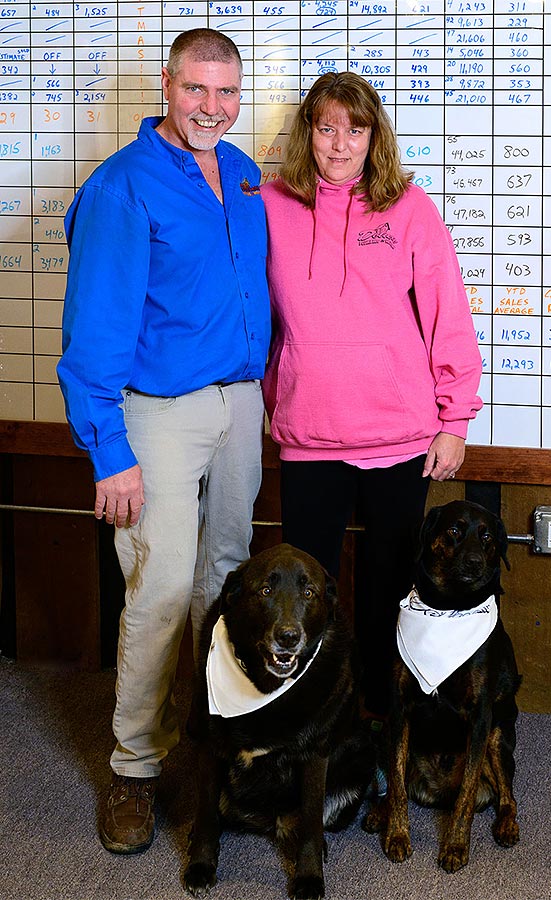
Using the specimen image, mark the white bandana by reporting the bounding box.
[207,615,322,718]
[397,587,498,696]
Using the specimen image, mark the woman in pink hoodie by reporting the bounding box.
[261,72,483,719]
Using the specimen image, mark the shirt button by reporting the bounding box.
[245,292,249,298]
[235,252,239,259]
[251,332,255,339]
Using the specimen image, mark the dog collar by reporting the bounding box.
[207,615,323,718]
[397,587,498,696]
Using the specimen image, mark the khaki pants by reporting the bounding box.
[110,380,264,777]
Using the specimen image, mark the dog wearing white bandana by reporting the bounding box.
[364,500,521,874]
[183,544,376,900]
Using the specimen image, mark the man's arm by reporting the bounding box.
[58,182,151,482]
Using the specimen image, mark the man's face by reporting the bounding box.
[160,57,242,152]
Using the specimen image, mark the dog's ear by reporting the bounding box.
[493,514,511,571]
[219,565,244,611]
[416,505,443,561]
[324,571,338,613]
[479,507,511,571]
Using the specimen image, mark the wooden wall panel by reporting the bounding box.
[500,485,551,714]
[12,456,101,670]
[0,430,548,712]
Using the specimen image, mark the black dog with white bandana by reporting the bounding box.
[365,500,521,874]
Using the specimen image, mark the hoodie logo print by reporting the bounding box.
[358,222,397,248]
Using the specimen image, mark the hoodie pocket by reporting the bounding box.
[270,341,433,449]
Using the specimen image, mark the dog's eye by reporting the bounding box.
[447,526,460,539]
[303,588,313,599]
[260,586,271,597]
[480,532,493,545]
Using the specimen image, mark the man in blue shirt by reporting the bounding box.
[57,29,270,854]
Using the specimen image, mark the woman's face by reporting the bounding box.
[312,101,372,185]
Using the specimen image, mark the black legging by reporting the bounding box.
[280,455,430,716]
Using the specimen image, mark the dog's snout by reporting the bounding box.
[464,549,485,567]
[456,544,488,582]
[273,622,303,650]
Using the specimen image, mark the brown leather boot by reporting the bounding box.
[99,774,158,854]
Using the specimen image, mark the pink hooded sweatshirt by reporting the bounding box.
[261,178,483,463]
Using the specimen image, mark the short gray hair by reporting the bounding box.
[166,29,243,78]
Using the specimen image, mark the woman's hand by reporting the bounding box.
[422,433,465,482]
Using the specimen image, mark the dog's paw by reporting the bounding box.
[438,843,469,873]
[290,874,325,899]
[182,862,217,897]
[492,813,520,847]
[383,832,412,863]
[361,802,386,834]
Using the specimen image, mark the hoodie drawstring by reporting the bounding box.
[308,179,360,297]
[308,202,318,282]
[340,188,355,297]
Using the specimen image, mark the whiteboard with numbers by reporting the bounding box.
[0,0,549,450]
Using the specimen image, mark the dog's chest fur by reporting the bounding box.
[207,620,356,760]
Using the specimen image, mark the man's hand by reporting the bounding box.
[95,464,145,527]
[422,433,465,482]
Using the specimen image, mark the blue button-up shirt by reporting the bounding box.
[57,117,270,480]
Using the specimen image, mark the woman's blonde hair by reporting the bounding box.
[281,72,413,212]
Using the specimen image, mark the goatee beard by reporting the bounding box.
[187,122,225,151]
